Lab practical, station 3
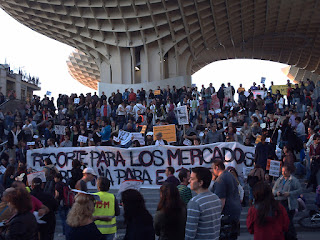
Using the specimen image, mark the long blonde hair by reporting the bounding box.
[66,194,95,227]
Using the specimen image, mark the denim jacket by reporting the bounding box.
[272,175,302,210]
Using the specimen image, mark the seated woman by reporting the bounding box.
[66,193,103,240]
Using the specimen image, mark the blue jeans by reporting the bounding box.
[103,233,115,240]
[58,205,70,235]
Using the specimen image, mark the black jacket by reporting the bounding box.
[5,212,38,240]
[7,130,24,149]
[31,189,58,234]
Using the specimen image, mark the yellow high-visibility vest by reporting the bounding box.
[93,192,117,234]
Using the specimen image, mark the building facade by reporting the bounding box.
[0,64,41,101]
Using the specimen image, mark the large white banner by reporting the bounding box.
[27,142,255,189]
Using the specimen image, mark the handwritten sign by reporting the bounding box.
[153,124,176,143]
[27,171,46,185]
[154,90,161,95]
[74,98,80,104]
[176,105,189,125]
[78,135,88,143]
[267,160,282,177]
[54,125,67,135]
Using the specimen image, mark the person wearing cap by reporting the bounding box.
[75,167,97,192]
[152,132,168,146]
[145,132,154,146]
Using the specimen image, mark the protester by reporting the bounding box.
[272,165,302,240]
[93,177,120,240]
[247,182,289,240]
[2,188,38,240]
[185,167,221,240]
[154,183,186,240]
[30,177,58,240]
[65,193,103,240]
[211,160,241,240]
[177,168,192,205]
[75,167,97,192]
[164,167,180,187]
[121,189,155,240]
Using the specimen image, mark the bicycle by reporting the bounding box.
[298,209,320,229]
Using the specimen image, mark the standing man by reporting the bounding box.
[211,160,241,240]
[177,169,192,205]
[273,165,301,240]
[93,177,120,240]
[164,167,180,187]
[75,167,97,192]
[185,167,221,240]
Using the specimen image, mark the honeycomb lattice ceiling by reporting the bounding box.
[1,0,320,74]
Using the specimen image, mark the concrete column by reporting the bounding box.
[148,47,161,83]
[140,48,149,83]
[109,47,121,84]
[100,60,111,84]
[168,48,177,78]
[120,48,132,84]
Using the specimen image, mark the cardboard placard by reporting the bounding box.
[140,125,147,134]
[176,105,189,125]
[153,124,177,143]
[154,90,161,95]
[267,159,282,177]
[27,171,46,185]
[54,125,67,135]
[74,98,80,104]
[78,135,88,143]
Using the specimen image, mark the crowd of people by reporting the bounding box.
[0,78,319,239]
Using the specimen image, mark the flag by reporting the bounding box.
[46,91,51,96]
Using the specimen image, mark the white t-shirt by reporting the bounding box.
[154,139,165,146]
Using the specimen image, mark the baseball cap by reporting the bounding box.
[146,132,153,136]
[83,167,97,176]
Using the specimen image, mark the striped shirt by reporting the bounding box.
[177,184,193,205]
[185,191,221,240]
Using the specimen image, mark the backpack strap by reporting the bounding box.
[0,206,9,217]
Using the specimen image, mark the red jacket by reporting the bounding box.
[247,203,289,240]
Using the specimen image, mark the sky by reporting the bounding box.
[0,9,289,101]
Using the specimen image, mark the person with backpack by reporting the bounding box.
[54,173,73,237]
[43,158,59,197]
[247,164,265,207]
[31,177,58,240]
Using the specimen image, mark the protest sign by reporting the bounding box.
[176,105,189,125]
[261,77,266,84]
[78,135,88,143]
[140,125,147,134]
[132,133,145,146]
[271,85,288,96]
[118,130,132,145]
[27,142,255,189]
[267,160,282,177]
[153,124,176,143]
[154,90,161,95]
[27,171,46,186]
[210,93,220,109]
[54,125,67,135]
[183,139,192,146]
[74,98,80,104]
[252,90,265,99]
